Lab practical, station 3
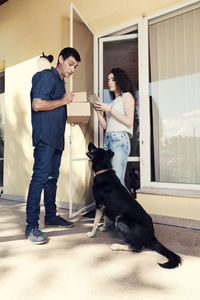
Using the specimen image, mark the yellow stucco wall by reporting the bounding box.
[0,0,198,218]
[0,0,183,68]
[0,0,71,68]
[0,0,72,204]
[137,192,200,221]
[73,0,183,35]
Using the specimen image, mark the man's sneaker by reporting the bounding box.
[45,215,73,228]
[25,227,47,244]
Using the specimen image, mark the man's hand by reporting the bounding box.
[32,93,74,112]
[62,92,74,105]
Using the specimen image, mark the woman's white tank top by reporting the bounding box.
[106,93,133,138]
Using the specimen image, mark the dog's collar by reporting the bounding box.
[95,169,111,176]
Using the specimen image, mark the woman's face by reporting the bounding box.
[108,73,117,92]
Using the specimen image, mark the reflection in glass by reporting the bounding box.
[149,7,200,184]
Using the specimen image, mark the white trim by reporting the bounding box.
[94,35,99,146]
[97,18,140,38]
[138,187,200,197]
[138,17,151,189]
[69,125,73,218]
[99,37,104,147]
[110,25,138,36]
[69,4,73,218]
[127,157,140,162]
[70,3,73,92]
[70,203,95,219]
[100,33,138,43]
[145,0,200,21]
[69,3,96,218]
[143,182,200,191]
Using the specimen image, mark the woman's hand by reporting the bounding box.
[93,101,111,112]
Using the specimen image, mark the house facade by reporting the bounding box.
[0,0,199,223]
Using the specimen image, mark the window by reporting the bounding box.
[149,5,200,184]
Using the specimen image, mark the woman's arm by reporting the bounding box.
[32,92,74,111]
[96,110,107,130]
[94,92,135,128]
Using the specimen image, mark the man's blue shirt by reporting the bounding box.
[30,67,67,151]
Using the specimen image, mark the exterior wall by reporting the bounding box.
[73,0,182,35]
[0,0,83,207]
[0,0,183,68]
[0,0,199,220]
[0,0,71,68]
[137,192,200,221]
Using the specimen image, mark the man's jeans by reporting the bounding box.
[26,141,62,230]
[104,131,130,186]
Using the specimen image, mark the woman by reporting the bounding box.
[94,67,135,186]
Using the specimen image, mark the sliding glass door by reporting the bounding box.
[149,5,200,185]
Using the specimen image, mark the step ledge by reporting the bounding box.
[151,214,200,230]
[137,187,200,198]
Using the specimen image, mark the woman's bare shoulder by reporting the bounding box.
[123,92,135,101]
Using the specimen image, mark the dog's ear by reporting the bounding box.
[88,142,96,152]
[108,149,114,159]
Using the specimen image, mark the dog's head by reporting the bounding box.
[86,142,114,173]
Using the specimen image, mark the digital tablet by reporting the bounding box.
[88,94,101,105]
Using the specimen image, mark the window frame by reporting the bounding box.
[139,0,200,191]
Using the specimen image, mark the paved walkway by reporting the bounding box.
[0,199,200,300]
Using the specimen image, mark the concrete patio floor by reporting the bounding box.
[0,198,200,300]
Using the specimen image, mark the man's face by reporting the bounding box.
[58,55,79,79]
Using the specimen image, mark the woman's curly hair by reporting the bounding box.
[109,67,138,128]
[109,67,135,100]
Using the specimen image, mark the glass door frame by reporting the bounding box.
[139,0,200,191]
[98,33,139,165]
[69,3,97,218]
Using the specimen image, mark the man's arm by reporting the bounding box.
[32,92,74,111]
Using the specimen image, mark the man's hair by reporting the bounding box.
[57,47,81,65]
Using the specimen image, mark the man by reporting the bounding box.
[25,47,81,244]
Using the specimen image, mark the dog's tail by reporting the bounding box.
[149,237,182,269]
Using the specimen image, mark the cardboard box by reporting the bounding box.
[73,92,87,102]
[67,102,91,124]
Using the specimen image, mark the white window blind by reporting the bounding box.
[149,7,200,184]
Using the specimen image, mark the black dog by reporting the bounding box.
[86,143,182,269]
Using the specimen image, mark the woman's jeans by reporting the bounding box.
[104,131,130,186]
[26,141,62,231]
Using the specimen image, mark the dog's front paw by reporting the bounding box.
[111,243,119,251]
[86,231,95,238]
[99,226,107,232]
